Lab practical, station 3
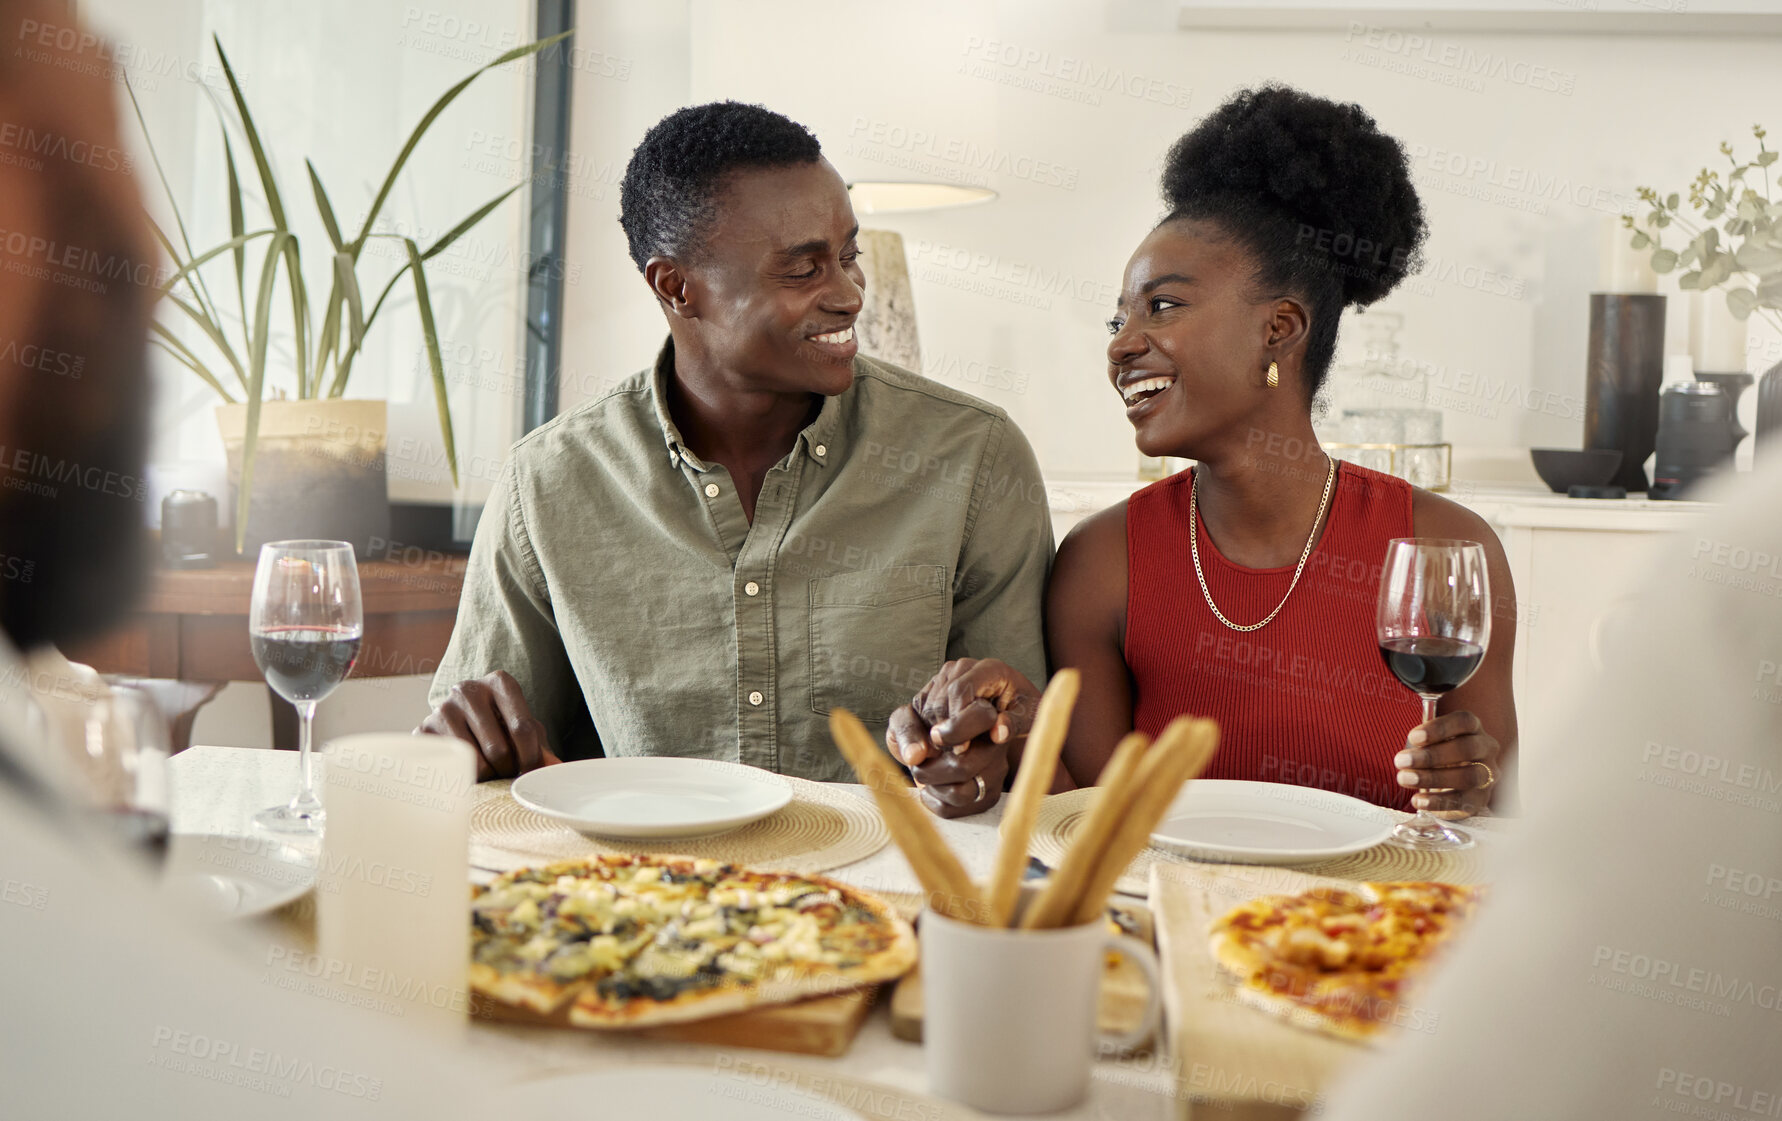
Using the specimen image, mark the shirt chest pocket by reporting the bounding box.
[808,565,949,722]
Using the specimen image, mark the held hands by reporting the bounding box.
[885,658,1042,819]
[416,670,561,782]
[1396,710,1501,818]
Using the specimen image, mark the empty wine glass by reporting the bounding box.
[250,540,362,834]
[1375,538,1491,850]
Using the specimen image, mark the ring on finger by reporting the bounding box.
[1471,761,1496,789]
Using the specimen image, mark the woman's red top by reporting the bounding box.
[1124,462,1421,811]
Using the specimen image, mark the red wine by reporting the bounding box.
[252,625,361,703]
[1378,636,1483,695]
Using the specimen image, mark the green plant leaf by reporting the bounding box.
[126,76,229,336]
[277,236,310,397]
[1679,270,1702,290]
[155,230,277,296]
[215,37,287,230]
[149,325,236,402]
[307,159,345,252]
[1678,244,1699,269]
[334,251,365,348]
[222,130,248,335]
[1700,253,1735,289]
[1630,231,1650,250]
[326,184,522,399]
[237,231,292,551]
[1726,287,1758,319]
[216,36,309,393]
[1651,248,1678,273]
[405,238,458,487]
[1735,239,1782,272]
[160,286,248,390]
[349,30,571,256]
[1667,193,1680,210]
[1758,150,1779,167]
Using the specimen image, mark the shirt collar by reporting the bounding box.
[648,336,850,472]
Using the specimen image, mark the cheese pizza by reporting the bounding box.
[469,855,916,1028]
[1208,880,1482,1042]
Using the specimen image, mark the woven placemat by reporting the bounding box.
[1030,788,1501,896]
[469,777,888,875]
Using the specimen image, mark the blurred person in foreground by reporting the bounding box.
[1319,457,1782,1119]
[0,5,475,1116]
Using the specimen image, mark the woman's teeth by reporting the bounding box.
[812,326,855,344]
[1122,376,1174,405]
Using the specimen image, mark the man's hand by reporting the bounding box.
[884,658,1041,819]
[1395,710,1501,818]
[417,670,561,782]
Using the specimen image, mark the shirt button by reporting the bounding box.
[748,690,764,706]
[703,483,720,498]
[744,581,760,597]
[814,444,827,457]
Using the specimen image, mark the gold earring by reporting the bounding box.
[1267,361,1279,388]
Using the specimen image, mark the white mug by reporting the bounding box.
[921,891,1162,1115]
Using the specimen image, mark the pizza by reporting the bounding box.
[468,854,916,1028]
[1208,881,1482,1042]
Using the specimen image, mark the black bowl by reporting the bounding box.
[1530,448,1623,493]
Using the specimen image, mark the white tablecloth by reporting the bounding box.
[170,745,1180,1120]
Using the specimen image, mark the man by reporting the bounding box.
[419,102,1052,815]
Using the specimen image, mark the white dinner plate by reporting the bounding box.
[1150,779,1397,865]
[511,757,794,840]
[160,833,317,918]
[501,1068,860,1120]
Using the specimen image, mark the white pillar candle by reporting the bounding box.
[1691,290,1751,373]
[317,733,476,1039]
[1600,217,1658,294]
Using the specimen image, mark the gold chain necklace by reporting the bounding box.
[1189,457,1337,633]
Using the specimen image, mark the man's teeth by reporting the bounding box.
[1122,376,1174,405]
[812,326,855,345]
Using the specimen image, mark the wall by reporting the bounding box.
[563,0,1782,482]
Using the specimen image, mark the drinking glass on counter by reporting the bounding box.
[249,540,363,834]
[1376,538,1491,851]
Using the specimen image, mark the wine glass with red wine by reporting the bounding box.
[1375,538,1490,850]
[250,540,363,834]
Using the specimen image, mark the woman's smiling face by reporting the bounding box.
[1106,218,1287,460]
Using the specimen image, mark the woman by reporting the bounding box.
[889,86,1516,821]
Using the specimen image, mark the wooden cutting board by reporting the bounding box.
[471,984,882,1059]
[889,901,1157,1048]
[1150,862,1370,1119]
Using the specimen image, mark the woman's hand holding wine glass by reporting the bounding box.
[1375,538,1495,849]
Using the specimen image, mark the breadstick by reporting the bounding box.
[829,709,989,923]
[987,669,1080,927]
[1067,718,1218,926]
[1021,731,1150,930]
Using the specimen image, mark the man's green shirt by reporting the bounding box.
[429,343,1053,781]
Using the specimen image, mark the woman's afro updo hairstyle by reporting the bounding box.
[1159,85,1427,399]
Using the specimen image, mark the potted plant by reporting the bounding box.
[134,30,569,554]
[1625,124,1782,456]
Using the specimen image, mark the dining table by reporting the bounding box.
[168,744,1185,1121]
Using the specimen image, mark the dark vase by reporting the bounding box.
[1759,360,1782,466]
[1584,293,1667,491]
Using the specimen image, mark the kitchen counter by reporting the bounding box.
[1045,473,1716,536]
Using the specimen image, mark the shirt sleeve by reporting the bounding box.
[427,456,594,756]
[946,414,1054,687]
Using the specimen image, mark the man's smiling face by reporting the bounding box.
[676,157,866,396]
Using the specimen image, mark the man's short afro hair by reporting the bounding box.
[618,101,823,272]
[1160,85,1426,400]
